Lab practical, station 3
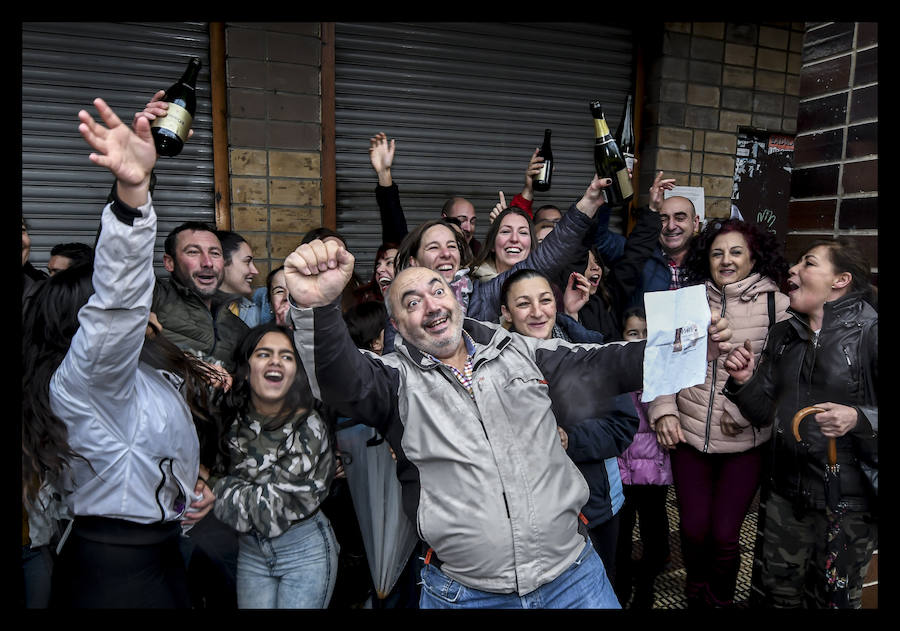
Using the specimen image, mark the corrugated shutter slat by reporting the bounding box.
[334,22,634,276]
[22,22,214,277]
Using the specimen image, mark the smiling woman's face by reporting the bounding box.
[248,331,298,416]
[500,275,556,340]
[709,231,754,287]
[494,213,531,273]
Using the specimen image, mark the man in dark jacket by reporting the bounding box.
[594,171,700,307]
[152,221,249,372]
[151,220,248,609]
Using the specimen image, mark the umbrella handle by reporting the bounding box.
[791,406,836,466]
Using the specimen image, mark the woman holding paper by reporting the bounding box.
[649,219,789,608]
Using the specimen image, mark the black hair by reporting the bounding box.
[223,323,312,428]
[533,205,562,222]
[215,230,249,265]
[49,242,94,268]
[301,227,347,247]
[22,264,95,501]
[164,221,218,258]
[621,305,646,329]
[499,268,553,310]
[344,300,388,351]
[266,265,286,312]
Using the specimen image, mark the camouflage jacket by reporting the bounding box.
[213,408,335,538]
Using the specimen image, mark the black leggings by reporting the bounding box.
[51,517,189,608]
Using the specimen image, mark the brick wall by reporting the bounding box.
[786,22,877,278]
[639,22,804,220]
[224,22,324,286]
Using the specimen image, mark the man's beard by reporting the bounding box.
[175,267,221,299]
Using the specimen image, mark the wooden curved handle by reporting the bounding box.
[791,406,836,466]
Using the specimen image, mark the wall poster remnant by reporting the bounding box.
[731,128,795,240]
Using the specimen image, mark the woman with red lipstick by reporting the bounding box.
[722,238,877,609]
[210,322,338,608]
[648,219,790,608]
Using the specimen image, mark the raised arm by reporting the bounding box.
[53,98,159,412]
[369,132,408,243]
[285,239,403,434]
[468,175,611,322]
[593,170,675,264]
[605,204,663,313]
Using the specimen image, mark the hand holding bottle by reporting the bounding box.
[135,90,196,140]
[576,175,612,218]
[519,148,544,201]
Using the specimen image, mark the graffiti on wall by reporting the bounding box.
[732,129,794,240]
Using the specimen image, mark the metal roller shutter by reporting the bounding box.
[22,22,214,277]
[334,22,635,277]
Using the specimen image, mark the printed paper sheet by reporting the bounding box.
[641,284,711,402]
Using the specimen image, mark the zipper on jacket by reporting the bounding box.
[703,295,727,452]
[842,346,852,367]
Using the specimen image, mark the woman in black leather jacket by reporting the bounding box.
[722,237,877,609]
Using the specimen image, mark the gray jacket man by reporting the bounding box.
[283,236,733,607]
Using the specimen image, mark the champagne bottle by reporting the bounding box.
[151,57,201,157]
[533,128,553,192]
[590,101,633,206]
[615,94,636,174]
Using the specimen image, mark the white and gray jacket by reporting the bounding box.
[293,301,645,595]
[50,194,200,524]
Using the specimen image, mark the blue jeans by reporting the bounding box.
[419,539,621,609]
[236,511,339,609]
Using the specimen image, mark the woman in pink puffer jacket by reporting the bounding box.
[649,219,790,608]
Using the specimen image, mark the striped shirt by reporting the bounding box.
[421,330,477,400]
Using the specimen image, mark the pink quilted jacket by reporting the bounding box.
[648,273,790,454]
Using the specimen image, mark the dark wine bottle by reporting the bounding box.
[615,93,636,174]
[151,57,201,157]
[533,128,553,192]
[590,101,633,206]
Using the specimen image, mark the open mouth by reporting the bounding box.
[786,279,799,293]
[588,274,601,285]
[264,370,284,383]
[377,275,392,289]
[504,247,523,256]
[424,314,450,332]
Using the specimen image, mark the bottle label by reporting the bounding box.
[624,154,635,172]
[617,168,633,198]
[150,102,193,141]
[536,160,550,182]
[594,119,610,138]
